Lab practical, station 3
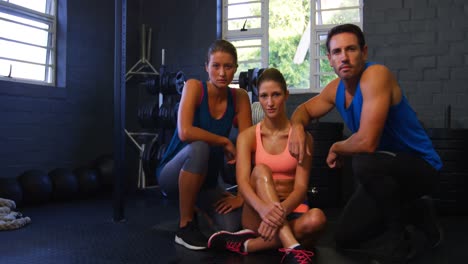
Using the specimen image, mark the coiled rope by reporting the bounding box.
[0,198,31,231]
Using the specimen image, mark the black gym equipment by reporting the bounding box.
[18,169,53,205]
[126,29,184,194]
[158,101,173,128]
[92,155,115,189]
[143,77,159,95]
[425,105,468,215]
[141,136,161,187]
[238,67,265,102]
[125,130,159,189]
[426,127,468,215]
[48,168,79,201]
[305,121,345,208]
[137,99,159,129]
[74,168,101,198]
[0,177,23,206]
[159,68,186,95]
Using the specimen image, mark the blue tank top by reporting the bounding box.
[156,81,236,187]
[335,62,442,170]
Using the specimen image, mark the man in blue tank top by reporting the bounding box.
[288,24,442,264]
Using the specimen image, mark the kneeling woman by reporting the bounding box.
[208,68,326,264]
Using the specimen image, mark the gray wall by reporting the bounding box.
[363,0,468,129]
[136,0,218,80]
[0,0,115,179]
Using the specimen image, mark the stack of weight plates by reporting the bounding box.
[426,128,468,215]
[305,122,344,209]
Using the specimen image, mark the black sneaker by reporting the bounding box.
[406,195,443,249]
[207,229,256,255]
[279,246,315,264]
[175,220,208,250]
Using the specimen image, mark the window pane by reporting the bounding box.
[228,0,258,4]
[319,58,333,73]
[319,73,336,88]
[0,12,50,29]
[227,2,261,19]
[318,0,360,9]
[319,43,328,56]
[236,46,261,62]
[228,17,261,31]
[7,0,49,14]
[269,0,310,89]
[0,39,48,64]
[316,8,360,25]
[0,58,49,81]
[0,15,49,45]
[231,39,261,47]
[227,1,261,31]
[0,0,56,84]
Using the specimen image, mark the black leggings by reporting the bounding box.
[335,151,438,249]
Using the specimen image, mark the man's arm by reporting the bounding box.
[289,78,338,163]
[328,65,398,160]
[281,132,313,215]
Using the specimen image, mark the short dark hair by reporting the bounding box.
[206,39,238,66]
[257,68,287,93]
[326,24,366,53]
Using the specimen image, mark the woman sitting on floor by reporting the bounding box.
[208,68,326,264]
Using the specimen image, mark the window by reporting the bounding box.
[223,0,363,93]
[222,0,268,85]
[0,0,57,85]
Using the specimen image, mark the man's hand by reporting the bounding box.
[289,124,310,164]
[326,150,343,168]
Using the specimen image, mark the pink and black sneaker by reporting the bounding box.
[279,246,315,264]
[207,229,257,255]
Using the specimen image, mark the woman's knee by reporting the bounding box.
[183,141,210,174]
[297,208,327,234]
[188,141,210,159]
[250,164,273,184]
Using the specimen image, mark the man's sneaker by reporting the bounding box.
[175,220,208,250]
[279,246,315,264]
[207,229,256,255]
[406,195,443,249]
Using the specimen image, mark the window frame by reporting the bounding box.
[0,0,57,86]
[222,0,363,93]
[310,0,363,93]
[222,0,269,83]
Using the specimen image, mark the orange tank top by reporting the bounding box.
[254,123,297,180]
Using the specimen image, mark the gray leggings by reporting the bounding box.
[158,141,241,232]
[158,141,210,196]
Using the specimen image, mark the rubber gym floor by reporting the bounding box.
[1,188,467,264]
